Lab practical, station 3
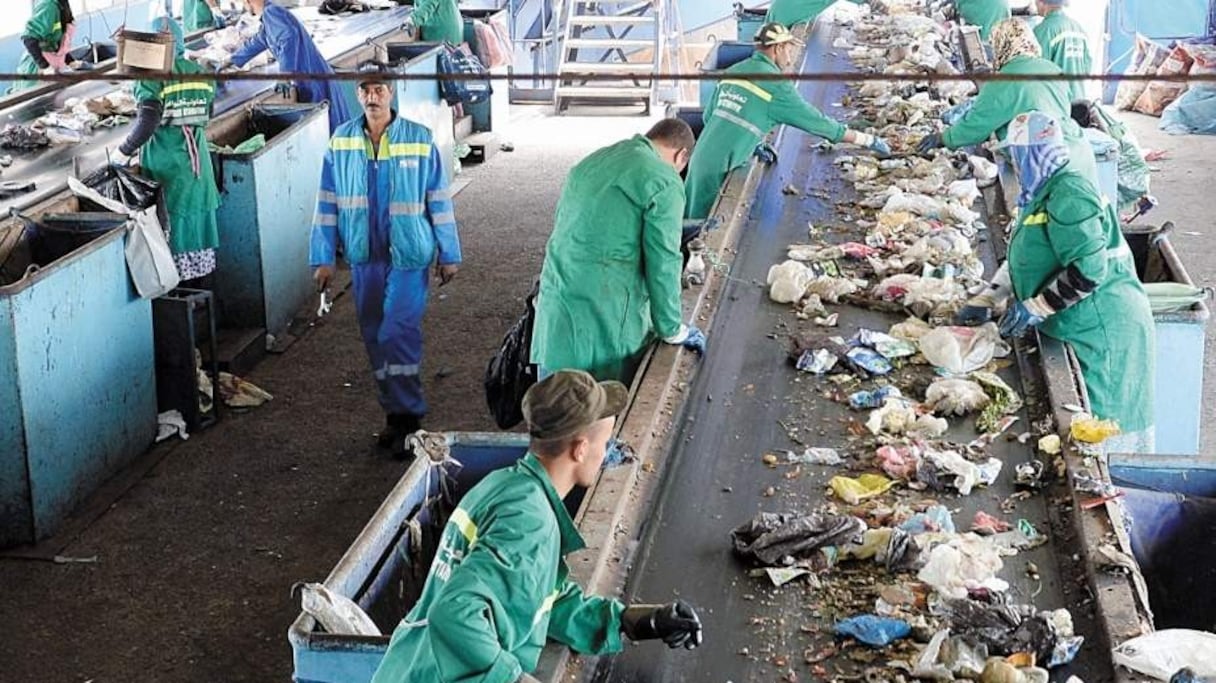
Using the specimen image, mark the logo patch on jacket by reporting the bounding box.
[399,159,419,169]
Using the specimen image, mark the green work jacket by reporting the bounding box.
[133,57,221,254]
[1034,10,1092,104]
[957,0,1011,41]
[531,135,686,382]
[371,454,625,683]
[412,0,464,44]
[943,54,1096,185]
[764,0,865,27]
[684,51,847,220]
[183,0,217,32]
[1007,169,1154,432]
[11,0,69,92]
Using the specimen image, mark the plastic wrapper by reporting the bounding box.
[890,316,933,341]
[796,348,839,374]
[296,582,380,636]
[830,473,895,504]
[847,346,893,375]
[925,377,990,416]
[767,260,813,303]
[1069,413,1121,444]
[835,614,912,647]
[918,324,1005,374]
[919,448,1001,495]
[898,504,955,534]
[1111,630,1216,680]
[806,275,863,303]
[853,329,917,359]
[866,397,949,438]
[731,512,867,566]
[788,447,844,466]
[876,443,922,479]
[850,385,902,410]
[917,534,1008,599]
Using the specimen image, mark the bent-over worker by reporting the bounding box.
[225,0,356,132]
[1033,0,1093,103]
[917,18,1097,187]
[958,111,1154,453]
[310,62,461,460]
[532,119,707,385]
[955,0,1011,42]
[370,370,704,682]
[113,16,221,285]
[684,22,892,221]
[9,0,77,93]
[764,0,867,29]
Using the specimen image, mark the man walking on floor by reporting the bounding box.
[311,61,461,459]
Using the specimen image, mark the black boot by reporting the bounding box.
[384,413,422,461]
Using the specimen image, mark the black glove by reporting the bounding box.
[916,132,943,155]
[621,600,703,650]
[753,142,778,165]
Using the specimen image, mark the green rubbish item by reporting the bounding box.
[209,134,268,155]
[1143,282,1211,313]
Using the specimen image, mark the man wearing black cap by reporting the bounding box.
[310,62,462,459]
[371,370,703,682]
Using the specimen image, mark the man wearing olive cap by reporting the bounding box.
[371,370,704,683]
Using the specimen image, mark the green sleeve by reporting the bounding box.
[943,81,1012,148]
[1041,182,1109,291]
[23,0,62,41]
[423,503,553,683]
[641,177,686,340]
[132,79,164,104]
[411,0,442,25]
[770,81,847,143]
[703,83,719,121]
[545,573,625,655]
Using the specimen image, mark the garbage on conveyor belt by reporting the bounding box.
[1069,413,1122,444]
[850,385,902,410]
[829,473,895,504]
[973,371,1024,434]
[898,503,955,534]
[731,511,866,567]
[1112,630,1216,680]
[918,323,1008,375]
[0,123,51,150]
[917,533,1007,598]
[186,14,270,70]
[924,377,990,416]
[865,396,949,438]
[835,614,911,647]
[787,447,844,466]
[917,447,1001,496]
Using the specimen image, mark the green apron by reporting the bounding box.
[764,0,865,28]
[684,51,847,220]
[371,454,625,682]
[531,135,686,383]
[133,58,221,255]
[183,0,216,32]
[943,54,1097,186]
[957,0,1011,41]
[412,0,464,44]
[1033,10,1093,104]
[1007,169,1154,432]
[9,0,67,93]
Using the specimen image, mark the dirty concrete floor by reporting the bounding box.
[0,107,657,683]
[1118,112,1216,456]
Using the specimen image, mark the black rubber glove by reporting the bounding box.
[916,132,943,155]
[621,600,703,649]
[753,142,778,165]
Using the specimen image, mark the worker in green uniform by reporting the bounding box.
[1034,0,1092,103]
[917,18,1097,186]
[183,0,227,31]
[532,119,707,385]
[684,23,891,221]
[958,112,1154,453]
[371,370,704,682]
[113,16,221,285]
[405,0,463,44]
[764,0,867,29]
[955,0,1011,41]
[9,0,77,94]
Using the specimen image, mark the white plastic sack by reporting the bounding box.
[297,582,381,636]
[917,534,1007,599]
[767,260,813,304]
[68,177,179,299]
[1111,629,1216,680]
[918,323,1005,374]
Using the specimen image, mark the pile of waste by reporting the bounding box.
[734,2,1139,681]
[185,14,270,70]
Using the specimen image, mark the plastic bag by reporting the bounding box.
[925,377,990,416]
[484,282,539,429]
[767,260,813,303]
[918,323,1004,374]
[829,473,895,505]
[1112,630,1216,680]
[296,582,381,636]
[1069,413,1121,443]
[438,44,492,106]
[835,614,911,647]
[1116,35,1169,111]
[917,534,1008,599]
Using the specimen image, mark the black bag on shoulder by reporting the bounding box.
[485,281,539,430]
[438,44,492,106]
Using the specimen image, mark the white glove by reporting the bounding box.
[40,65,57,76]
[110,148,134,167]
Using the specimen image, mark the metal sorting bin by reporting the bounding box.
[735,6,767,42]
[1124,226,1210,455]
[1109,454,1216,630]
[211,102,330,338]
[0,203,156,547]
[385,42,457,184]
[698,41,755,110]
[462,9,511,135]
[288,433,582,682]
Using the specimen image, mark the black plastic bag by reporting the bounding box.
[79,164,170,232]
[0,216,36,285]
[484,281,539,430]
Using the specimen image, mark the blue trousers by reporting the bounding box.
[351,262,429,417]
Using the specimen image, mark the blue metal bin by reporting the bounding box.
[288,433,579,683]
[735,6,766,42]
[698,41,755,110]
[385,42,457,184]
[0,208,156,547]
[211,103,330,340]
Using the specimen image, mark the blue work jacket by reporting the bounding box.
[310,114,461,270]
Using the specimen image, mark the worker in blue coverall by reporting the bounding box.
[311,62,462,459]
[221,0,356,132]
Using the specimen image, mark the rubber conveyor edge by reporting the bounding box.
[0,6,412,215]
[534,16,1156,683]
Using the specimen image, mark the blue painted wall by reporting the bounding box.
[1104,0,1214,102]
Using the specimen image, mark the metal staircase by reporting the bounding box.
[554,0,683,114]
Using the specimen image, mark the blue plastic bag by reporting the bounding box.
[438,44,492,106]
[835,615,911,647]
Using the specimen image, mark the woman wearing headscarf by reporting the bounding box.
[9,0,77,93]
[962,111,1155,453]
[917,18,1096,186]
[113,16,222,285]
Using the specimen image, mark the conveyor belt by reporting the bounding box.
[0,6,410,213]
[596,21,1111,683]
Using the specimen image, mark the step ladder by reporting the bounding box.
[554,0,681,114]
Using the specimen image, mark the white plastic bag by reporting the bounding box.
[918,323,1006,374]
[296,582,381,636]
[68,177,179,299]
[767,260,812,304]
[1112,630,1216,680]
[917,534,1008,599]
